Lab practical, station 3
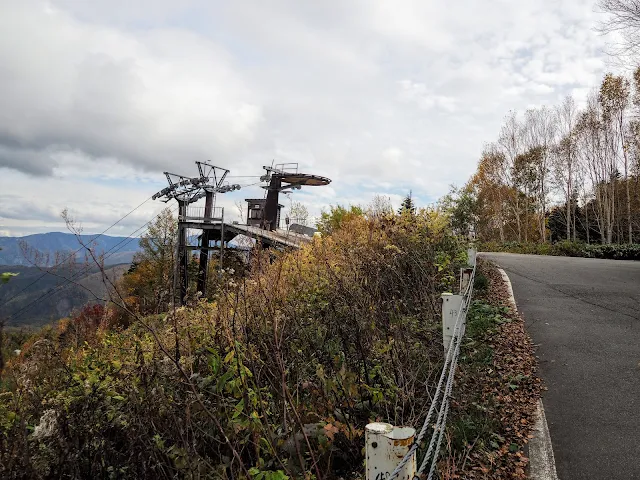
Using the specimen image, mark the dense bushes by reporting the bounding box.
[585,243,640,260]
[481,240,640,260]
[0,213,466,479]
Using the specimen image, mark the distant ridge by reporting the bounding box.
[0,263,128,326]
[0,232,141,266]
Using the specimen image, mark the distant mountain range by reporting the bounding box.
[0,232,141,266]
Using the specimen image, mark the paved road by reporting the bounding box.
[481,253,640,480]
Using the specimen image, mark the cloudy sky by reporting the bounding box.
[0,0,615,237]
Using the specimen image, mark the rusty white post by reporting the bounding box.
[441,293,463,353]
[460,267,473,294]
[467,246,477,267]
[365,423,416,480]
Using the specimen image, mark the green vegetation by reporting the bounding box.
[397,191,416,216]
[315,204,365,235]
[1,272,17,285]
[473,272,489,292]
[444,68,640,252]
[482,240,640,260]
[0,202,543,479]
[118,208,178,316]
[0,247,17,285]
[0,211,470,479]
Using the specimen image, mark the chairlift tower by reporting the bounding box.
[152,163,240,305]
[152,161,329,306]
[194,162,240,296]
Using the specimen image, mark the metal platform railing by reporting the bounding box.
[274,163,298,174]
[181,206,224,222]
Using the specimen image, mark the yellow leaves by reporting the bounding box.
[383,244,402,255]
[224,349,235,364]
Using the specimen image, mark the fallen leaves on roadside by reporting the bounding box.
[441,259,542,479]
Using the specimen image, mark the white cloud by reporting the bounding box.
[0,0,617,235]
[398,81,457,112]
[0,2,263,176]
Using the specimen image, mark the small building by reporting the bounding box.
[245,198,283,229]
[289,223,318,237]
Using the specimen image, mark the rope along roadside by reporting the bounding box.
[387,263,476,480]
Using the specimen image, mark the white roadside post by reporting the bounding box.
[441,293,463,353]
[365,423,416,480]
[467,246,477,267]
[460,267,474,294]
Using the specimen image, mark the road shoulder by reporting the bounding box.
[497,267,558,480]
[448,259,542,478]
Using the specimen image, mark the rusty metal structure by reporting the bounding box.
[261,163,331,231]
[152,162,239,304]
[153,161,331,305]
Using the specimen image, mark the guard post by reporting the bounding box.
[365,422,416,480]
[460,267,474,294]
[441,293,463,353]
[467,246,477,267]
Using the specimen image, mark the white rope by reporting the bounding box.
[387,263,476,480]
[387,300,465,478]
[419,322,463,475]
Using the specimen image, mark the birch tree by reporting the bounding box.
[553,95,579,240]
[522,107,556,241]
[600,73,632,242]
[471,145,509,241]
[598,0,640,58]
[578,92,617,244]
[498,111,524,241]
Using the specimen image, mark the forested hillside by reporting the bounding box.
[0,264,127,326]
[0,233,140,266]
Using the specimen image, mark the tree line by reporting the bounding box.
[455,70,640,245]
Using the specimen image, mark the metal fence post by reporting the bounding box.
[467,246,477,267]
[460,267,473,293]
[365,423,416,480]
[441,293,463,353]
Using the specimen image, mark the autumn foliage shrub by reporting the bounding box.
[0,213,466,479]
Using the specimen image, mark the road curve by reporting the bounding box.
[481,253,640,480]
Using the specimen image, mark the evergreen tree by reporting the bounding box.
[398,191,416,215]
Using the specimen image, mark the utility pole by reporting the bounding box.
[153,161,328,306]
[153,171,207,306]
[264,175,282,231]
